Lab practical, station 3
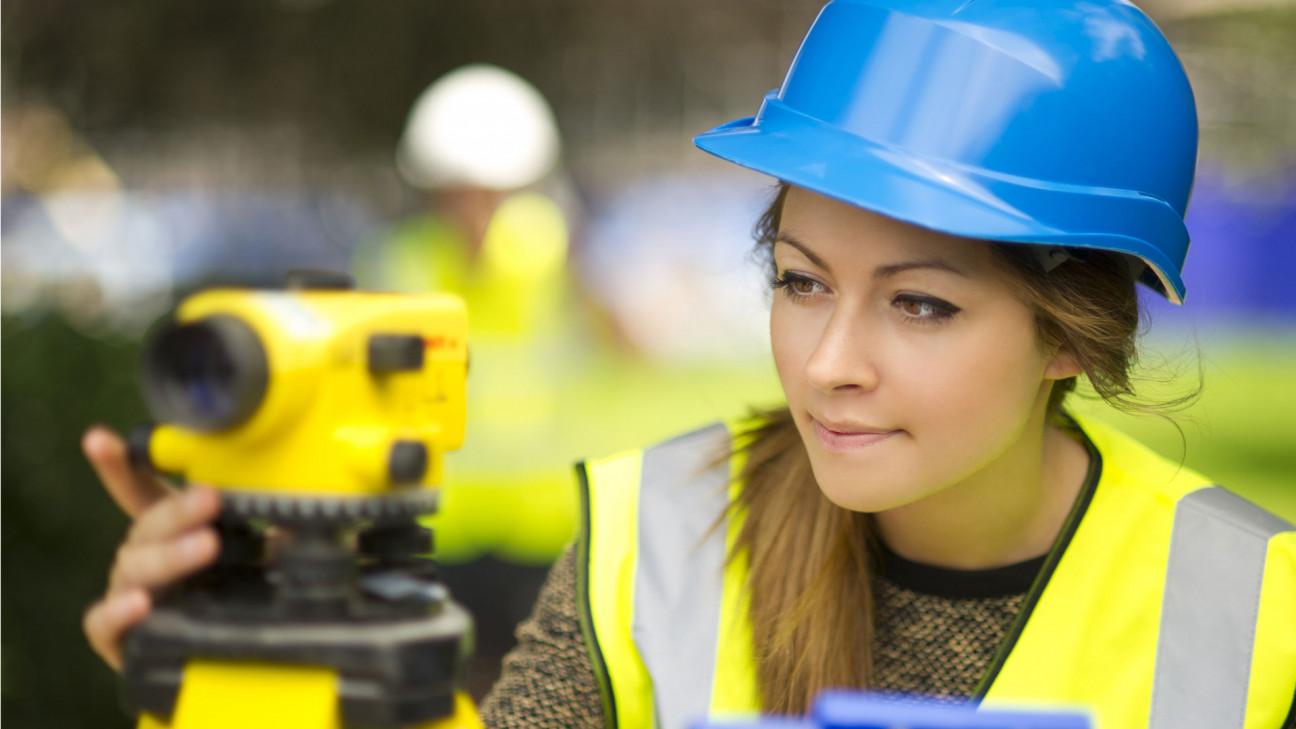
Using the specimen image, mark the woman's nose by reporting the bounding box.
[804,307,880,394]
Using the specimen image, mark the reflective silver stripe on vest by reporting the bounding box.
[1150,486,1293,729]
[635,423,731,729]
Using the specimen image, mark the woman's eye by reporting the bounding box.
[771,272,824,299]
[893,294,960,323]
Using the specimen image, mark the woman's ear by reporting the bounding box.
[1045,344,1083,381]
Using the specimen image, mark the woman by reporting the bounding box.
[84,0,1295,727]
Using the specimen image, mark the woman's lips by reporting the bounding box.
[813,419,899,452]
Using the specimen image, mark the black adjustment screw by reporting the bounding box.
[368,335,425,373]
[358,520,433,562]
[388,441,428,484]
[214,513,264,567]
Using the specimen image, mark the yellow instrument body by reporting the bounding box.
[146,289,468,495]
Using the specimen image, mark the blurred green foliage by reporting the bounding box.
[2,313,142,729]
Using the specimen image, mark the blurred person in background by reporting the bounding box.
[354,63,609,692]
[79,2,1296,728]
[352,63,578,560]
[350,63,591,692]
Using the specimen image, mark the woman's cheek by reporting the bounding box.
[770,305,815,385]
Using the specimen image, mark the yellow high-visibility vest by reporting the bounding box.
[576,415,1296,729]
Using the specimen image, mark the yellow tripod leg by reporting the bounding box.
[137,659,340,729]
[135,659,482,729]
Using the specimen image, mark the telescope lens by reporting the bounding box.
[142,315,269,431]
[178,340,230,415]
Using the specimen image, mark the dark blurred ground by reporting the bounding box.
[3,2,1295,728]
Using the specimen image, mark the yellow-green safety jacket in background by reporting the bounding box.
[353,192,581,563]
[576,415,1296,729]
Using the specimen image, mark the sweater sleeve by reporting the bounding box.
[478,544,606,729]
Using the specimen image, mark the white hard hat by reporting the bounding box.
[397,64,561,191]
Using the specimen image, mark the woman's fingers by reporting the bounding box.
[125,486,222,547]
[109,526,221,594]
[82,426,172,518]
[82,428,227,674]
[83,588,152,671]
[85,490,222,677]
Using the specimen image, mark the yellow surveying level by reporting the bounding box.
[124,270,481,729]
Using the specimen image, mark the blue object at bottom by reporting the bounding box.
[693,691,1091,729]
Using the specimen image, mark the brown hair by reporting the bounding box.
[731,182,1187,714]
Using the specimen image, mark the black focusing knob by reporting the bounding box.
[388,441,429,484]
[127,422,157,471]
[368,335,425,373]
[358,519,433,561]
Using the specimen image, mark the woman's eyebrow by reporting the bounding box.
[773,232,830,272]
[874,259,967,279]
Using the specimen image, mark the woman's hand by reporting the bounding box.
[80,426,222,671]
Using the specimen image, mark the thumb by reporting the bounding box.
[82,426,173,519]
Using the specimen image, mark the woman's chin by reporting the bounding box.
[811,473,931,514]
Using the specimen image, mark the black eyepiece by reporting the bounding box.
[141,315,269,431]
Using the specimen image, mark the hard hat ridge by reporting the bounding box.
[695,0,1199,303]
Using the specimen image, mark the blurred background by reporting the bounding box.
[3,0,1294,726]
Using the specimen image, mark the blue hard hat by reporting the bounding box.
[694,0,1198,303]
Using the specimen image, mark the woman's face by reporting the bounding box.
[770,187,1073,513]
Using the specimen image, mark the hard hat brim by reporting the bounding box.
[694,94,1189,304]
